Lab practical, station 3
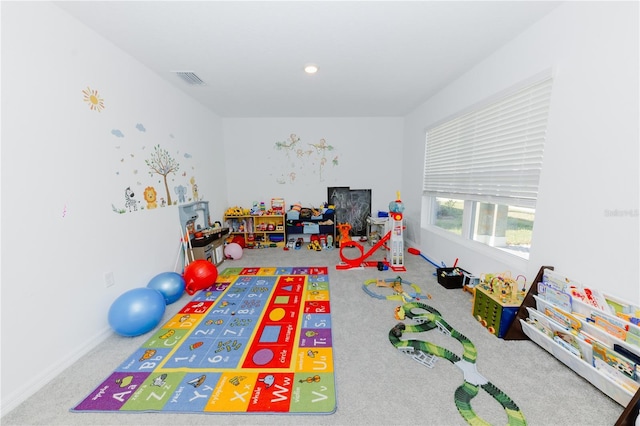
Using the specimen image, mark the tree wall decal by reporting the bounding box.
[145,144,180,205]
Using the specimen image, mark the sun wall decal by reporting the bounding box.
[82,86,105,112]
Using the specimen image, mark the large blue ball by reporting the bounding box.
[147,272,185,305]
[108,288,166,337]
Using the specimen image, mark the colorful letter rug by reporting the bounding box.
[71,266,336,415]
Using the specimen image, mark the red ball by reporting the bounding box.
[232,235,246,248]
[183,260,218,295]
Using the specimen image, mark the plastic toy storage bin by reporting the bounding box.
[436,267,469,289]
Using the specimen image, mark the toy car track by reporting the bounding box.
[389,302,527,426]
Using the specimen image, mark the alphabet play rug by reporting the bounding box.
[71,266,336,415]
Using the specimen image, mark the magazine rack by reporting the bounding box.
[503,266,639,424]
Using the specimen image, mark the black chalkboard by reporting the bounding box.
[327,187,371,236]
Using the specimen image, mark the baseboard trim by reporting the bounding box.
[1,326,112,417]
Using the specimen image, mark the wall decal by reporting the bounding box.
[190,176,200,201]
[145,144,180,205]
[273,133,339,184]
[82,86,105,112]
[174,185,188,203]
[309,138,337,181]
[82,86,204,214]
[123,186,139,212]
[143,186,158,209]
[108,124,202,214]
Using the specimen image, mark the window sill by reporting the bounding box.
[424,225,529,270]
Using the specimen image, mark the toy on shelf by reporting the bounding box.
[250,202,262,216]
[225,206,245,216]
[285,202,336,248]
[223,203,286,248]
[336,192,406,272]
[271,198,285,215]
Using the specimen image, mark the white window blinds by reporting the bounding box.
[423,76,553,208]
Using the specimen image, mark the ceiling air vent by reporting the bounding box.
[174,71,206,86]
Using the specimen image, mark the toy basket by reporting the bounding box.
[436,267,469,289]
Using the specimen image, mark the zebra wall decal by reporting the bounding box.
[124,187,139,212]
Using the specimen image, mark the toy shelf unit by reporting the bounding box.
[223,214,285,249]
[285,209,336,247]
[507,266,640,407]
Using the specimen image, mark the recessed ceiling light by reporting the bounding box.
[304,64,319,74]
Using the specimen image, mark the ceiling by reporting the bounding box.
[54,1,562,118]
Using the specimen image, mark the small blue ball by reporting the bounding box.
[108,288,166,337]
[147,272,185,305]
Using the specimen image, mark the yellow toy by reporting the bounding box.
[225,206,245,216]
[307,240,322,251]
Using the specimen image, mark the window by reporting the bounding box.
[423,75,553,258]
[434,197,464,235]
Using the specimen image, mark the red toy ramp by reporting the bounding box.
[336,231,405,271]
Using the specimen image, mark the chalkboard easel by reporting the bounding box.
[327,187,372,236]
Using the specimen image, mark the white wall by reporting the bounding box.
[1,2,227,413]
[3,0,638,417]
[402,2,639,303]
[223,117,404,213]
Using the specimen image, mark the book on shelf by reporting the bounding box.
[525,307,553,338]
[626,332,640,347]
[541,268,610,312]
[524,268,640,408]
[593,357,639,394]
[589,310,629,340]
[614,343,640,365]
[592,341,637,381]
[527,306,593,360]
[605,293,640,317]
[537,281,572,311]
[542,304,581,330]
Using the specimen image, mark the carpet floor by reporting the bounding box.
[1,247,625,425]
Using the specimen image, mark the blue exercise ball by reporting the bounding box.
[147,271,185,305]
[108,288,166,337]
